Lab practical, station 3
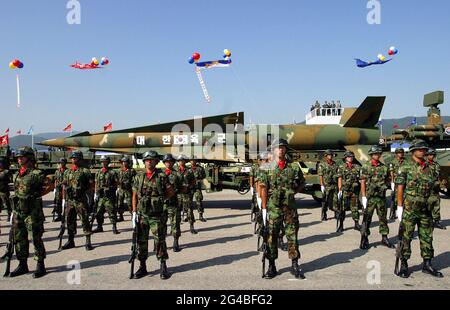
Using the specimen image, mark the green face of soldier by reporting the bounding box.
[413,149,427,160]
[371,153,381,161]
[396,152,405,160]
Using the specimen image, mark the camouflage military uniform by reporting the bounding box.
[428,160,441,223]
[396,160,435,260]
[191,164,206,217]
[177,166,195,225]
[0,167,11,216]
[318,159,339,215]
[117,167,136,216]
[133,169,169,262]
[250,163,259,221]
[360,161,390,236]
[63,167,93,236]
[95,168,119,228]
[54,167,67,218]
[260,160,305,261]
[164,168,181,239]
[337,162,361,221]
[12,168,46,262]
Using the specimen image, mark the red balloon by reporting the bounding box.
[388,50,394,56]
[192,52,201,60]
[12,59,21,67]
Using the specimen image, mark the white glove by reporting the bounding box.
[132,212,138,228]
[9,214,13,225]
[338,191,343,200]
[391,183,395,191]
[250,187,254,196]
[262,209,268,227]
[53,188,56,194]
[116,189,119,196]
[321,186,325,194]
[256,197,262,210]
[94,193,98,201]
[396,206,403,222]
[362,197,368,210]
[62,199,66,209]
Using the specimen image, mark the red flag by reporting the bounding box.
[63,123,73,132]
[16,130,22,135]
[393,124,399,129]
[0,135,9,146]
[103,123,113,132]
[5,128,9,134]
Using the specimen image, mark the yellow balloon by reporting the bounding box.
[9,62,16,69]
[224,49,231,56]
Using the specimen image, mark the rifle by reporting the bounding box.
[359,203,369,249]
[336,193,345,232]
[394,220,405,276]
[321,190,328,220]
[389,189,396,220]
[89,194,99,230]
[2,201,15,277]
[260,223,269,278]
[58,198,68,251]
[129,217,139,279]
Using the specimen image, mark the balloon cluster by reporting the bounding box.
[223,49,232,59]
[378,46,398,62]
[9,59,24,69]
[188,52,201,64]
[92,57,109,66]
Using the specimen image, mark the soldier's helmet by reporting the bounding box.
[368,145,383,155]
[16,146,35,157]
[142,151,160,161]
[258,151,269,160]
[270,138,290,149]
[323,149,334,156]
[409,140,429,152]
[70,150,83,159]
[100,155,111,162]
[426,147,437,156]
[176,154,189,161]
[120,155,130,163]
[59,158,68,164]
[344,151,355,158]
[163,154,175,162]
[395,147,405,154]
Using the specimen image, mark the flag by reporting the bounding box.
[0,135,9,146]
[103,123,113,132]
[16,130,22,135]
[27,126,34,135]
[63,123,73,132]
[393,124,399,129]
[5,128,9,134]
[376,120,383,127]
[410,118,417,126]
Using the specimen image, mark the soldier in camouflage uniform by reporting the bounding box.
[190,157,207,222]
[360,145,394,250]
[318,149,339,221]
[61,151,94,251]
[9,147,51,278]
[426,148,446,230]
[52,158,67,223]
[250,157,260,223]
[116,156,136,222]
[337,151,362,232]
[131,151,171,280]
[389,148,406,220]
[260,139,305,279]
[0,156,12,220]
[94,156,120,235]
[176,155,197,234]
[162,154,182,252]
[395,140,444,278]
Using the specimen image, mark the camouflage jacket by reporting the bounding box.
[190,164,206,190]
[360,161,389,197]
[164,168,181,204]
[95,169,118,198]
[428,160,441,194]
[13,168,45,200]
[54,168,67,191]
[389,158,407,181]
[396,159,435,201]
[63,167,92,201]
[117,168,137,192]
[318,160,339,187]
[133,169,168,215]
[176,166,195,194]
[0,169,11,193]
[260,160,305,208]
[337,163,361,193]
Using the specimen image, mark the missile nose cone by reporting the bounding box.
[38,138,66,148]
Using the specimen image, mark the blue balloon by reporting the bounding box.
[18,63,24,69]
[188,57,195,64]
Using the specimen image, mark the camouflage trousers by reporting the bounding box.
[342,191,360,221]
[193,188,204,214]
[266,204,300,261]
[364,196,389,236]
[137,212,168,261]
[0,191,11,215]
[251,188,258,214]
[54,188,63,215]
[13,199,46,261]
[117,189,132,215]
[165,201,182,238]
[401,195,434,260]
[178,194,195,224]
[428,194,441,222]
[96,197,117,226]
[324,186,338,211]
[66,199,92,236]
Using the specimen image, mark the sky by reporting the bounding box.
[0,0,449,134]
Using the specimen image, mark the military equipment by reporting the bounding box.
[368,145,383,155]
[70,150,83,159]
[426,147,437,155]
[162,154,175,162]
[58,200,68,251]
[360,208,370,250]
[336,193,345,233]
[142,151,159,161]
[389,189,396,220]
[408,139,429,152]
[321,190,328,221]
[129,218,139,279]
[394,221,405,276]
[260,223,269,278]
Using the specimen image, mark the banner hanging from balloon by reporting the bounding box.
[9,59,24,108]
[71,57,110,70]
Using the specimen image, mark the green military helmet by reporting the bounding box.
[344,151,355,158]
[426,147,437,156]
[409,139,429,152]
[70,150,83,159]
[271,138,290,149]
[368,145,383,155]
[395,147,405,154]
[142,150,160,161]
[100,155,111,162]
[323,149,334,156]
[59,158,68,164]
[162,153,175,162]
[16,146,35,157]
[120,155,131,162]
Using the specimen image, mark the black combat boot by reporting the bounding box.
[422,259,444,278]
[321,208,327,221]
[360,236,370,250]
[336,217,344,233]
[434,221,446,230]
[199,213,207,222]
[117,213,124,223]
[190,224,198,234]
[133,260,148,279]
[173,238,181,252]
[85,235,93,251]
[61,234,75,250]
[92,224,103,233]
[160,260,170,280]
[397,259,410,278]
[291,259,305,279]
[33,260,47,279]
[354,220,361,231]
[53,214,62,223]
[264,260,277,279]
[278,237,287,251]
[9,260,29,278]
[112,223,120,235]
[381,235,395,249]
